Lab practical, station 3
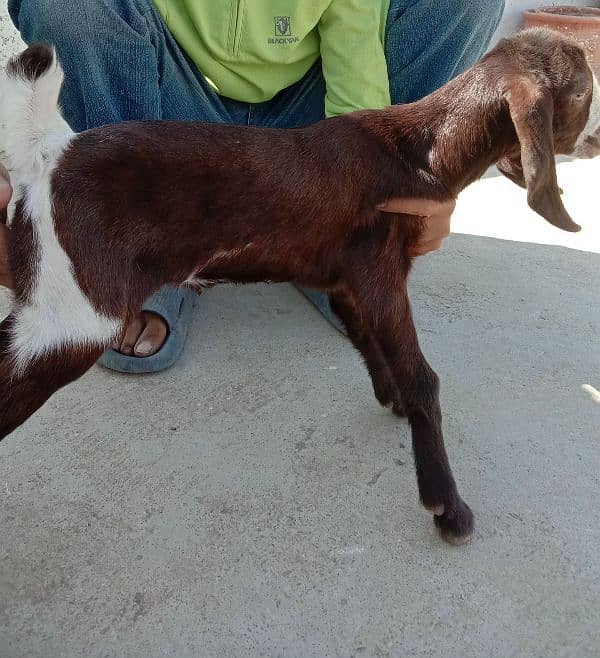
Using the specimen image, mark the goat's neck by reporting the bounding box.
[382,71,518,198]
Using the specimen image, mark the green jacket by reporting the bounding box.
[152,1,391,117]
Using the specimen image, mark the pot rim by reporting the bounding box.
[524,6,600,24]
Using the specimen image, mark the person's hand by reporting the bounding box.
[377,197,456,256]
[0,164,13,289]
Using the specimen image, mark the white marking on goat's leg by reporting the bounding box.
[10,172,121,373]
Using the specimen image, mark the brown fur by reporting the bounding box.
[0,29,596,544]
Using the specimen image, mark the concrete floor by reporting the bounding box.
[1,9,600,658]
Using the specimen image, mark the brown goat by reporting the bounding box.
[0,29,598,544]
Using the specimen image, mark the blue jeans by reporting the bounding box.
[9,0,505,368]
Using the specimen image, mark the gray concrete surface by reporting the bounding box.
[1,6,600,658]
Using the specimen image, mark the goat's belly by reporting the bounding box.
[182,243,328,290]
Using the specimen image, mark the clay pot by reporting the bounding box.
[523,6,600,76]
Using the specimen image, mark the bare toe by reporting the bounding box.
[118,315,146,355]
[133,312,168,357]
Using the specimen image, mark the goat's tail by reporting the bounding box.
[1,43,71,173]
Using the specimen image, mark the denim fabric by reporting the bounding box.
[8,0,505,125]
[9,0,505,368]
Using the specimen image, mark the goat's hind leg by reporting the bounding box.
[329,291,405,417]
[0,315,104,440]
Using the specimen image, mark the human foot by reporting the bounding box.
[112,311,168,357]
[99,285,196,374]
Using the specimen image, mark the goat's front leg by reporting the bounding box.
[353,286,473,545]
[0,315,104,440]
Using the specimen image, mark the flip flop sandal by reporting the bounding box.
[97,285,197,374]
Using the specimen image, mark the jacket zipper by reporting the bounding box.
[229,0,244,56]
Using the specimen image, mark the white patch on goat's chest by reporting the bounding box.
[9,136,121,372]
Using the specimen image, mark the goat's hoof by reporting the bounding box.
[433,499,474,546]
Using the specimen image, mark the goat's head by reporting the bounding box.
[489,28,600,232]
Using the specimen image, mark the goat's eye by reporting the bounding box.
[574,91,589,102]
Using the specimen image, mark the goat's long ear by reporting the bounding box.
[498,79,580,232]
